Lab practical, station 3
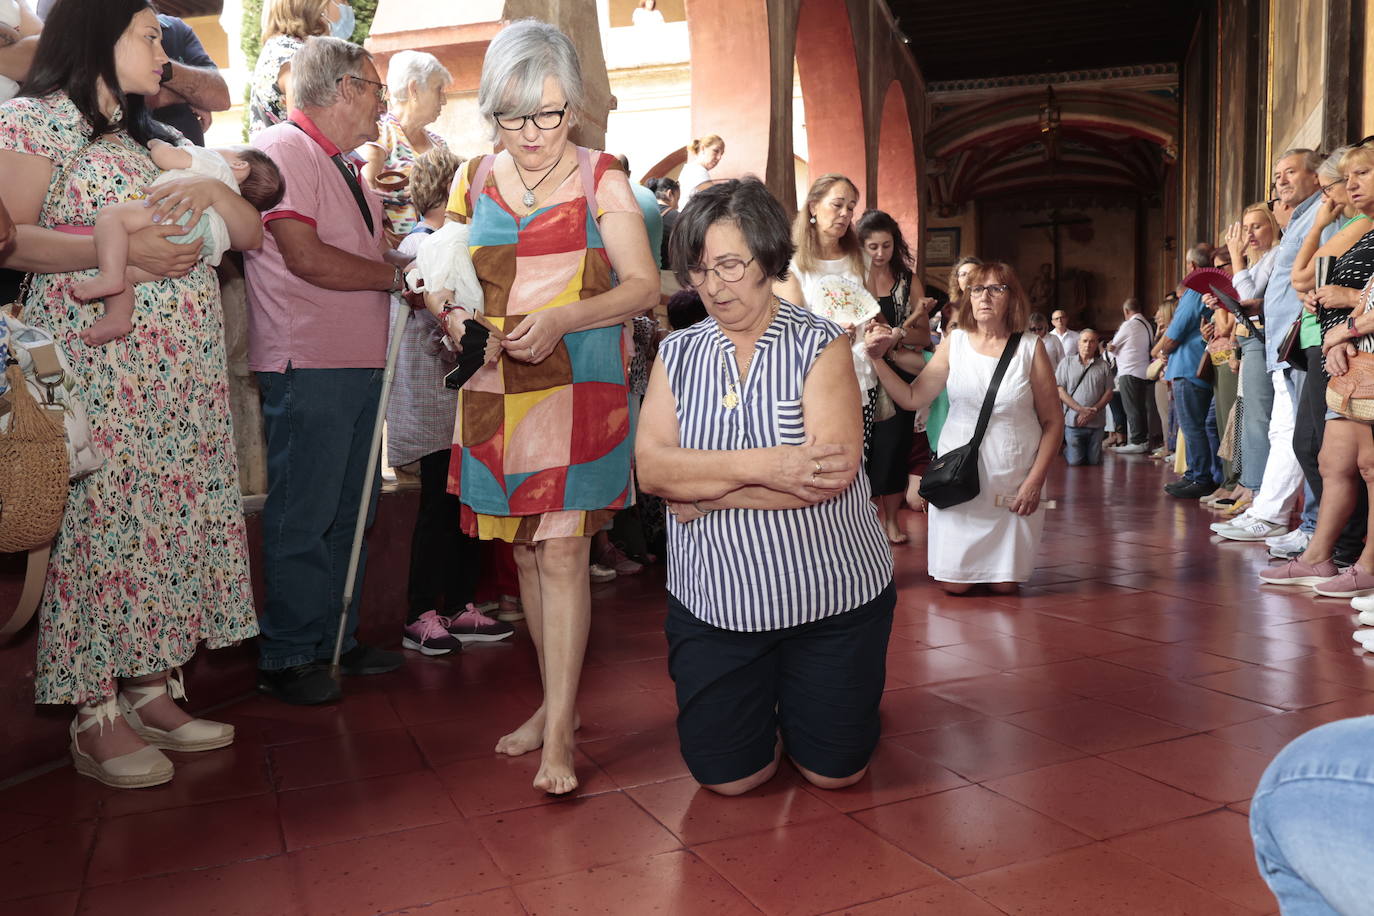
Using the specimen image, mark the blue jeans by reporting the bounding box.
[1239,334,1272,489]
[1251,716,1374,914]
[256,367,383,670]
[1173,380,1221,486]
[1064,426,1104,465]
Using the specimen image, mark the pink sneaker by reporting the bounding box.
[1314,564,1374,598]
[402,610,462,656]
[597,542,643,576]
[445,604,516,643]
[1260,558,1338,587]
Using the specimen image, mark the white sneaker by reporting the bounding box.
[1353,629,1374,649]
[1217,517,1289,542]
[1266,528,1310,551]
[1351,592,1374,621]
[1212,512,1252,533]
[1357,609,1374,627]
[1115,443,1149,454]
[589,562,617,583]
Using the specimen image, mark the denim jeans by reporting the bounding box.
[1173,380,1221,486]
[1251,716,1374,914]
[256,367,383,670]
[1063,426,1104,465]
[1239,334,1272,489]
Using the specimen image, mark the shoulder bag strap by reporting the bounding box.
[287,121,374,235]
[966,332,1023,452]
[10,136,101,317]
[467,154,496,215]
[577,147,598,218]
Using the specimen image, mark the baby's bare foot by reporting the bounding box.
[80,315,134,346]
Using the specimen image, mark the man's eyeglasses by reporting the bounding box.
[970,284,1010,296]
[686,257,754,286]
[495,107,568,131]
[338,74,387,104]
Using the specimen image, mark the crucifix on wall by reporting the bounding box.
[1020,210,1092,313]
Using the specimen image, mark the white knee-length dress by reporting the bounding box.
[928,330,1045,583]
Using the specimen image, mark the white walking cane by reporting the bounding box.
[329,301,412,680]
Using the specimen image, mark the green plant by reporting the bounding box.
[350,0,378,44]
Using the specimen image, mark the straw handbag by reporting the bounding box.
[1327,287,1374,423]
[0,139,104,640]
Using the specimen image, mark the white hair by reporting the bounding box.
[1275,148,1322,173]
[386,51,453,102]
[1319,146,1352,182]
[477,19,585,140]
[291,36,371,110]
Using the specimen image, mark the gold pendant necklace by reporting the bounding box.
[716,299,778,409]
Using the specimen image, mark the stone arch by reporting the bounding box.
[793,0,868,209]
[875,80,919,252]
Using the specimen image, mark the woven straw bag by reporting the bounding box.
[0,357,67,552]
[1326,351,1374,422]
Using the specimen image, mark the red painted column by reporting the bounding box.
[685,0,773,184]
[876,80,919,250]
[794,0,868,206]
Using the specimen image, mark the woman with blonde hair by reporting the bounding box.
[939,255,982,340]
[249,0,350,135]
[866,262,1063,593]
[678,133,724,205]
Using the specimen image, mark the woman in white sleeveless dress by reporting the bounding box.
[866,262,1063,593]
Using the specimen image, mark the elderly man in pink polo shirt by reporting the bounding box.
[245,36,411,705]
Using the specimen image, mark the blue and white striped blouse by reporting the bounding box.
[658,301,893,632]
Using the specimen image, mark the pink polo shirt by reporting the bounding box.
[244,109,388,371]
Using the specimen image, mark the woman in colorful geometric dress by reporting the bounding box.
[0,0,260,788]
[437,20,657,794]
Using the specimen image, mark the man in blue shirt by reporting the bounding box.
[149,14,231,146]
[1155,247,1220,498]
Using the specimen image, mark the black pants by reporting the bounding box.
[1118,374,1153,445]
[407,449,482,622]
[1292,352,1367,561]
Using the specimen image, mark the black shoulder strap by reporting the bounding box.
[289,121,374,236]
[968,332,1023,452]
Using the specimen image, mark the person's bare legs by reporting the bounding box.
[495,537,592,795]
[495,544,548,757]
[879,492,908,544]
[940,581,975,595]
[1300,421,1362,564]
[529,536,592,794]
[793,759,868,790]
[72,201,158,345]
[121,671,195,731]
[905,474,925,511]
[71,201,153,301]
[1355,428,1374,571]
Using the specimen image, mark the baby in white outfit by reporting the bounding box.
[72,139,284,345]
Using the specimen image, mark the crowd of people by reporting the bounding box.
[0,8,1369,909]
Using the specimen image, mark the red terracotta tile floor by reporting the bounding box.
[4,457,1371,914]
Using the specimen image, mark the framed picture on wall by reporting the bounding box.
[926,227,960,266]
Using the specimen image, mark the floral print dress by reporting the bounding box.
[0,93,257,705]
[248,35,303,137]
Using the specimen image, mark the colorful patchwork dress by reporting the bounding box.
[445,149,638,543]
[0,93,257,704]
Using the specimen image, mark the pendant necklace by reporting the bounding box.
[514,155,564,208]
[717,299,779,409]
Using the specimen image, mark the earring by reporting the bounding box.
[809,216,816,224]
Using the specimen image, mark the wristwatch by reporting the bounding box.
[388,265,404,294]
[1349,316,1359,338]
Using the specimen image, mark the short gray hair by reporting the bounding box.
[1276,148,1322,173]
[291,36,372,110]
[386,50,453,102]
[1185,244,1211,268]
[1319,146,1352,182]
[1123,297,1141,313]
[477,19,585,140]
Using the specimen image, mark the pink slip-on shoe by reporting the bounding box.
[1313,564,1374,598]
[1259,558,1338,587]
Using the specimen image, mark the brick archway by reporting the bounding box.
[794,0,868,209]
[876,80,919,255]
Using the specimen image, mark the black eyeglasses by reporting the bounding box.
[1322,178,1345,194]
[686,257,754,286]
[337,74,387,104]
[495,107,568,131]
[970,284,1010,296]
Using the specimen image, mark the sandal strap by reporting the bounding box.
[73,696,120,734]
[119,667,187,710]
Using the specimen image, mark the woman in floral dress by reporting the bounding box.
[0,0,259,788]
[436,20,657,795]
[248,0,332,136]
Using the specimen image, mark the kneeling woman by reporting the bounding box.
[637,179,894,796]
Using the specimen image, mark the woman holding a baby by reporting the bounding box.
[0,0,260,788]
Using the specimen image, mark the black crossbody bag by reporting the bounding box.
[919,333,1022,510]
